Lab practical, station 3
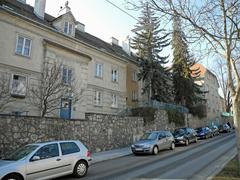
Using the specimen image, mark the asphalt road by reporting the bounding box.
[59,132,236,180]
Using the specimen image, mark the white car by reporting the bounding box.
[0,140,92,180]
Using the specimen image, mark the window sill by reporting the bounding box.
[95,76,103,80]
[111,106,118,109]
[111,81,118,84]
[15,53,31,59]
[94,104,103,108]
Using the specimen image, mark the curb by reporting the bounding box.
[91,148,132,164]
[207,147,237,180]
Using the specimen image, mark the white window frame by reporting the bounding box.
[95,63,103,78]
[10,74,27,97]
[132,71,137,81]
[132,90,138,101]
[94,91,102,106]
[15,35,32,57]
[111,94,118,108]
[111,69,118,82]
[64,22,73,35]
[62,66,73,85]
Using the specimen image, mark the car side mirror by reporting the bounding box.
[31,156,40,162]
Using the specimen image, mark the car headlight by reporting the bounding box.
[131,145,135,148]
[143,144,150,148]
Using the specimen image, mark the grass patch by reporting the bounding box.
[213,156,240,180]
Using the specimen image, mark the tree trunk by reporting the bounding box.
[232,97,240,175]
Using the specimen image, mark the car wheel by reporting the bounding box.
[73,160,88,178]
[185,139,189,146]
[170,142,175,150]
[152,146,159,155]
[2,174,23,180]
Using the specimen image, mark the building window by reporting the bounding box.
[112,94,118,108]
[111,69,118,82]
[95,63,103,78]
[64,22,73,35]
[132,91,138,101]
[62,67,72,85]
[16,35,32,57]
[132,71,137,81]
[11,74,27,97]
[94,91,102,105]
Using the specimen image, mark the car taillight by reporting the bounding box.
[86,151,91,158]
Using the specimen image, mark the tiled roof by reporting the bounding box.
[1,0,137,63]
[191,63,207,77]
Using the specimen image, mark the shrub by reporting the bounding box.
[167,109,185,126]
[131,107,157,125]
[189,104,207,118]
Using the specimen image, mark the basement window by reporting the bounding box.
[11,74,27,97]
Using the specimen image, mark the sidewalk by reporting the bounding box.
[91,147,132,164]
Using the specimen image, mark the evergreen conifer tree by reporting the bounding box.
[131,2,171,102]
[172,12,203,108]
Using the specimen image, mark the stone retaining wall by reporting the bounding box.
[0,114,144,157]
[0,110,228,157]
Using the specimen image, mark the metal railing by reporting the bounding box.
[137,100,189,113]
[117,100,189,116]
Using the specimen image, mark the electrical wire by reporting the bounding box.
[104,0,139,21]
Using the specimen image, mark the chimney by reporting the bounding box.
[34,0,46,20]
[122,36,131,55]
[111,37,119,46]
[76,21,85,32]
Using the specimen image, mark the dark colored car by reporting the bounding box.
[173,128,198,146]
[210,125,220,136]
[219,124,231,133]
[196,127,213,139]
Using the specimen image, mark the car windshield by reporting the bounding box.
[174,129,186,136]
[196,128,203,133]
[141,132,158,140]
[224,124,229,128]
[3,145,39,161]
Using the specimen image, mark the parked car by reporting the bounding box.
[219,124,231,133]
[0,140,91,180]
[131,131,175,155]
[210,125,220,136]
[173,128,198,146]
[195,127,213,139]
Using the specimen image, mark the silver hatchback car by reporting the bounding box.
[131,131,175,155]
[0,140,92,180]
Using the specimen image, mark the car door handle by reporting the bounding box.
[56,158,61,161]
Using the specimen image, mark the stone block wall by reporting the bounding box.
[0,109,221,157]
[0,114,143,157]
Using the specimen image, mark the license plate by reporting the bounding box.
[135,148,143,151]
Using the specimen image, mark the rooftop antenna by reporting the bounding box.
[58,1,70,16]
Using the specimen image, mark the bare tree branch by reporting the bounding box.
[28,61,83,117]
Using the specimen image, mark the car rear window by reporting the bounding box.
[60,142,80,155]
